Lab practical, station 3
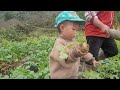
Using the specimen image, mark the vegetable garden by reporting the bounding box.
[0,26,120,79]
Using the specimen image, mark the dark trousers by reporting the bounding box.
[86,36,118,61]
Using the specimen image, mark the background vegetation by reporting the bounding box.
[0,11,120,79]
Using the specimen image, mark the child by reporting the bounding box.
[49,11,98,79]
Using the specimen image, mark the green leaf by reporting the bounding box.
[5,54,12,59]
[3,75,9,79]
[66,43,75,49]
[56,45,64,52]
[59,51,68,60]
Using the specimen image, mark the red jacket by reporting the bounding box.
[85,11,114,38]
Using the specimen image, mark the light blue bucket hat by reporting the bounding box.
[55,11,85,27]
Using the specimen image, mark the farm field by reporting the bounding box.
[0,27,120,79]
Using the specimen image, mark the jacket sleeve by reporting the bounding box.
[85,11,99,23]
[81,53,94,62]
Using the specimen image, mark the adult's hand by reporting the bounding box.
[101,25,110,38]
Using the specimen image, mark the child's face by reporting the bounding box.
[60,21,80,40]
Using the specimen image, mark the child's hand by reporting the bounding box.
[83,53,93,61]
[92,60,99,67]
[72,42,89,58]
[72,45,81,58]
[83,53,99,67]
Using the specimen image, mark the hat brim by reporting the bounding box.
[55,18,85,27]
[68,18,85,25]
